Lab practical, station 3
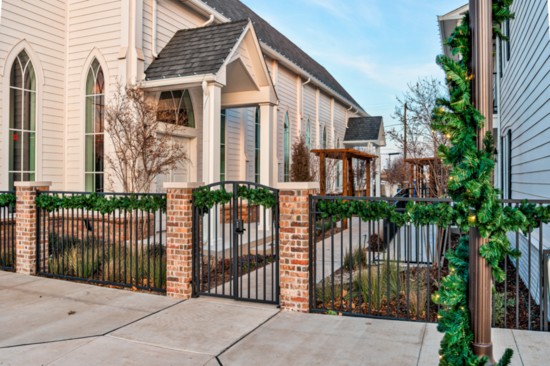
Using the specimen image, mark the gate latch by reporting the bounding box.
[235,219,246,235]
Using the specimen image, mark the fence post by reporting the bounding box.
[164,182,203,299]
[278,182,319,312]
[14,182,51,275]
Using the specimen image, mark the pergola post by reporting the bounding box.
[342,155,349,197]
[320,152,326,196]
[366,162,371,197]
[469,0,494,362]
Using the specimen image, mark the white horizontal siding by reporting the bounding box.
[0,0,66,190]
[65,0,121,190]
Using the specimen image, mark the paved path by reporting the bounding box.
[1,271,549,365]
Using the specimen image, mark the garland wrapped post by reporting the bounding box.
[431,1,523,365]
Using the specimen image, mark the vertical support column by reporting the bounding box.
[164,182,202,299]
[469,0,494,362]
[259,103,275,187]
[14,182,51,275]
[278,182,319,312]
[366,161,372,197]
[375,146,381,197]
[319,152,326,196]
[202,82,222,185]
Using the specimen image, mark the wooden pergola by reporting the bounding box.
[404,157,443,198]
[311,148,378,196]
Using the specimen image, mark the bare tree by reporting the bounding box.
[388,77,449,196]
[104,85,188,193]
[384,157,407,187]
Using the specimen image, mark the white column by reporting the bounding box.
[202,82,222,184]
[375,146,381,197]
[259,103,275,186]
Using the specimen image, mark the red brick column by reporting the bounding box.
[164,182,203,299]
[278,182,319,312]
[14,182,51,275]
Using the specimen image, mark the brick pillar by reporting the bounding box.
[164,182,203,299]
[278,182,319,312]
[14,182,51,275]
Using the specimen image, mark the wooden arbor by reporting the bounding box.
[311,148,378,196]
[405,157,438,198]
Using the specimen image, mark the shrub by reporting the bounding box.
[290,135,314,182]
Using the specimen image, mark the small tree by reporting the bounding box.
[104,85,188,193]
[385,156,407,187]
[290,135,314,182]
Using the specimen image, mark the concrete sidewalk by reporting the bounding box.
[1,272,548,365]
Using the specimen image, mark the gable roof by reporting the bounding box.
[344,116,384,144]
[145,20,249,80]
[200,0,364,112]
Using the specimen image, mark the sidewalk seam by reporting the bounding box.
[510,330,525,366]
[416,323,428,366]
[214,310,281,362]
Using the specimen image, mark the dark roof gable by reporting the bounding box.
[145,20,248,80]
[344,117,383,142]
[201,0,363,111]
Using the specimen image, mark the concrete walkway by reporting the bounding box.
[1,272,549,366]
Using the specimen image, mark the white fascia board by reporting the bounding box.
[260,43,367,117]
[140,74,218,91]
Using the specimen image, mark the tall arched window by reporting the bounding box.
[157,90,195,127]
[322,126,327,149]
[85,59,105,192]
[283,112,290,182]
[9,50,36,189]
[255,107,261,183]
[305,119,311,149]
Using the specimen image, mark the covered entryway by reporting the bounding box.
[192,181,279,305]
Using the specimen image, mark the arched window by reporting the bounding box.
[305,119,311,149]
[283,112,290,182]
[9,50,36,189]
[255,108,261,183]
[157,90,195,127]
[220,109,226,181]
[322,126,327,149]
[85,59,105,192]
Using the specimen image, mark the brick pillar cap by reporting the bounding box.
[275,182,320,190]
[14,181,52,188]
[164,182,204,189]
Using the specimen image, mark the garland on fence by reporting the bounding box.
[0,193,16,208]
[192,185,277,215]
[35,193,167,214]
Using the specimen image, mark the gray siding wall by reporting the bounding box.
[499,0,550,308]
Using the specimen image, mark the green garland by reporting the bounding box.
[35,193,166,214]
[0,193,16,208]
[193,185,277,215]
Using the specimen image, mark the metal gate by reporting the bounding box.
[192,181,279,304]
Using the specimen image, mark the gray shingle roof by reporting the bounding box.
[145,20,248,80]
[344,117,383,142]
[201,0,363,111]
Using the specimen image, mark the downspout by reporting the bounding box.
[202,14,215,27]
[301,77,311,120]
[151,0,159,58]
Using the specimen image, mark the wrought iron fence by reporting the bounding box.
[36,191,167,293]
[0,191,16,271]
[309,195,550,331]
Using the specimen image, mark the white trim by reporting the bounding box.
[14,181,51,188]
[276,182,319,190]
[141,74,217,90]
[1,40,45,189]
[163,182,203,189]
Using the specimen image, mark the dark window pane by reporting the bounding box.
[10,87,23,130]
[11,131,21,173]
[95,95,104,133]
[96,67,104,94]
[95,134,104,172]
[86,68,95,95]
[95,173,104,193]
[85,96,94,133]
[24,62,36,91]
[10,57,22,87]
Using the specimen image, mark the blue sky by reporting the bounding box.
[242,0,466,155]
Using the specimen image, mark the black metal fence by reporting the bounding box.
[36,191,167,293]
[309,195,550,332]
[0,191,16,271]
[192,181,280,304]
